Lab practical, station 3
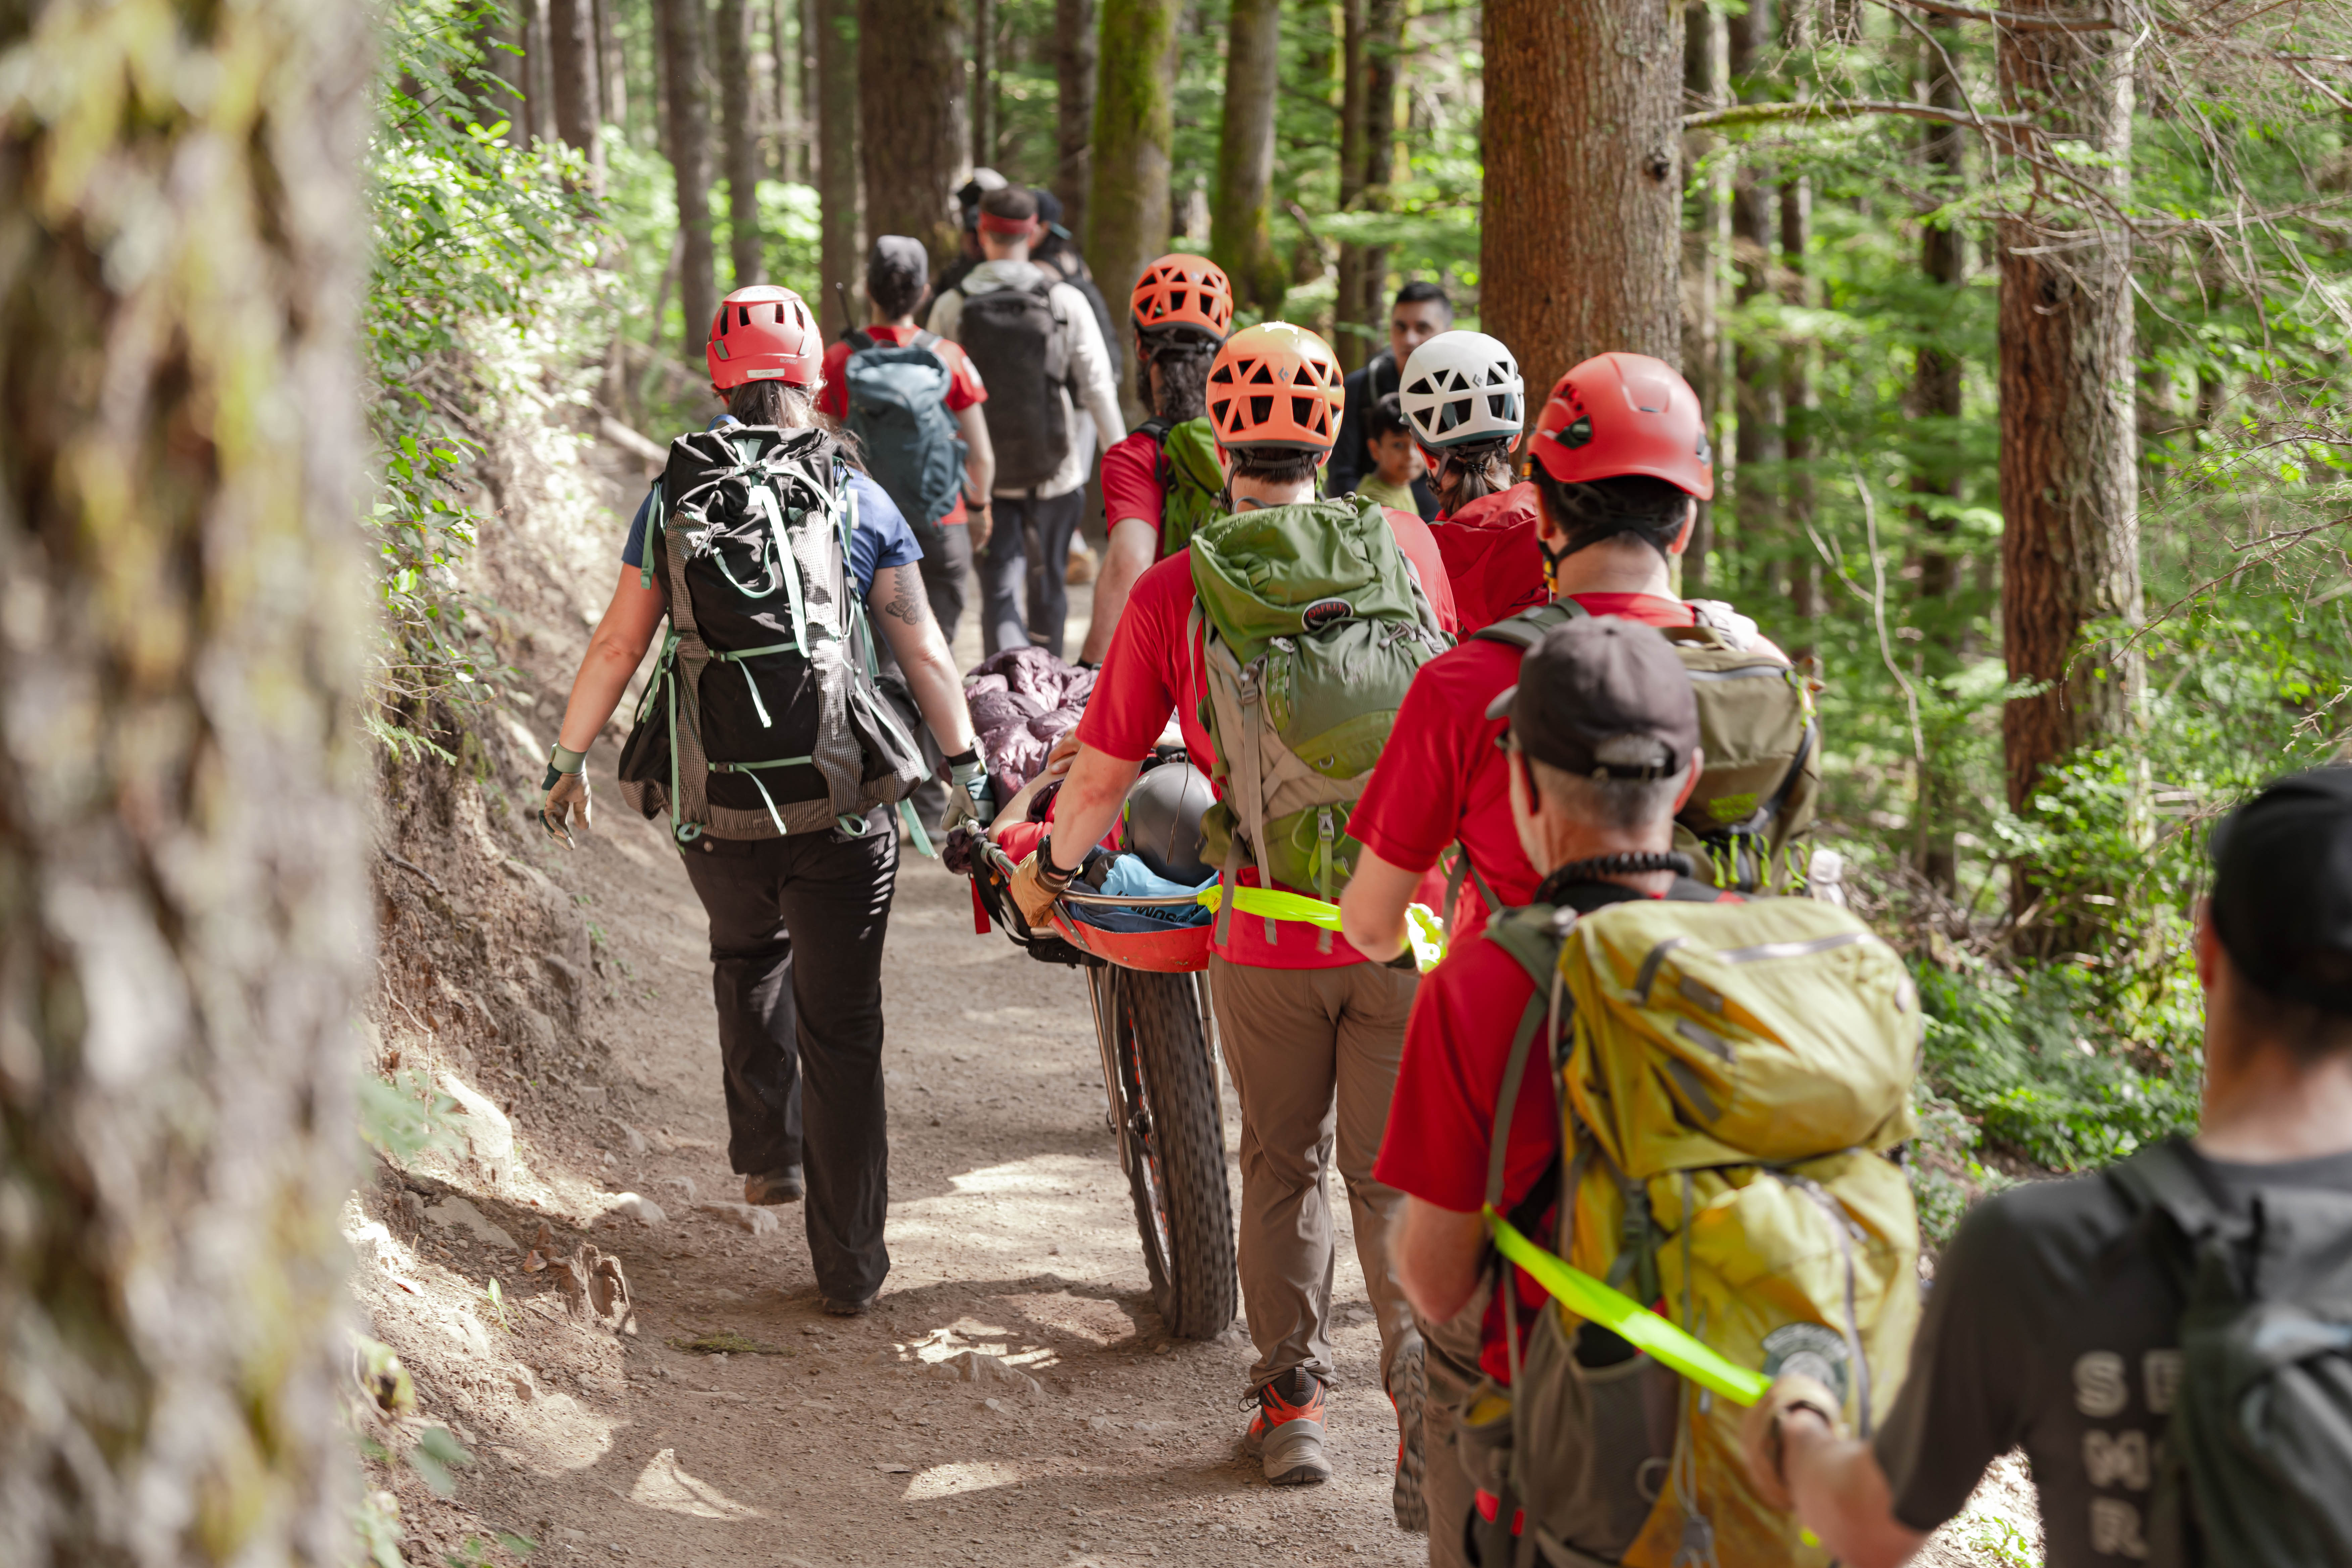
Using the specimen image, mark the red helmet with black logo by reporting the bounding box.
[1530,352,1714,500]
[706,285,823,393]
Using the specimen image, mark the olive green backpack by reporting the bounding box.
[1187,494,1452,947]
[1140,414,1225,558]
[1475,601,1818,893]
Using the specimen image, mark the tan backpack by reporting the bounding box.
[1473,600,1818,894]
[1466,894,1920,1568]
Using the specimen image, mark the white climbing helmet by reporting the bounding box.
[1398,330,1526,450]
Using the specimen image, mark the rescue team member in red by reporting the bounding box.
[1337,352,1780,963]
[1010,324,1458,1507]
[1394,330,1547,634]
[1379,617,1733,1568]
[1079,253,1235,666]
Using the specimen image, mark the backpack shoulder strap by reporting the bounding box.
[1138,414,1175,445]
[913,329,942,353]
[1473,599,1580,650]
[847,329,876,352]
[2110,1138,2241,1297]
[1480,904,1576,1212]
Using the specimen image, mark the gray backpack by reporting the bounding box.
[958,276,1074,492]
[842,329,967,551]
[2111,1139,2352,1567]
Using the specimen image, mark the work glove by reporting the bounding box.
[941,747,997,835]
[541,745,591,847]
[1009,840,1075,928]
[1739,1371,1847,1511]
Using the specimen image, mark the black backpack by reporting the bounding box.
[2110,1139,2352,1567]
[842,329,967,552]
[615,425,927,845]
[957,275,1074,493]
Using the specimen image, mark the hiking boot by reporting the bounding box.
[821,1291,876,1317]
[1241,1369,1331,1486]
[1389,1339,1429,1532]
[744,1167,804,1205]
[1065,543,1099,586]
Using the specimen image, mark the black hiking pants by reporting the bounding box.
[679,821,898,1303]
[976,488,1084,660]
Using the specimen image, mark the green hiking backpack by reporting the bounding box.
[1466,895,1920,1568]
[1138,413,1225,559]
[2109,1141,2352,1568]
[1187,494,1451,946]
[1476,600,1819,894]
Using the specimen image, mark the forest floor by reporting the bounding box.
[343,422,2043,1567]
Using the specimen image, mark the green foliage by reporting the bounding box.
[358,1069,462,1162]
[367,0,600,757]
[447,1533,538,1568]
[356,1489,406,1568]
[407,1424,475,1498]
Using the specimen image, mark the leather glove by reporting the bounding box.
[1009,845,1073,928]
[1740,1371,1847,1511]
[940,747,996,835]
[541,746,591,847]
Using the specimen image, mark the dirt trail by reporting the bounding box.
[350,434,2036,1568]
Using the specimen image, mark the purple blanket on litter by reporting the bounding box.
[964,647,1095,802]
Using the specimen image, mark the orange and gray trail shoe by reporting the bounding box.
[1389,1338,1429,1531]
[1240,1368,1333,1486]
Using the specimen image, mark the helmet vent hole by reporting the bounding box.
[1250,395,1274,426]
[1248,362,1275,385]
[1292,395,1314,429]
[1563,416,1593,448]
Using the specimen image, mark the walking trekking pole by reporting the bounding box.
[1483,1209,1771,1408]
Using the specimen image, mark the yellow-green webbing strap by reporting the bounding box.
[1192,886,1448,972]
[1483,1207,1770,1408]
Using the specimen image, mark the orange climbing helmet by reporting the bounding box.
[1530,352,1715,500]
[706,285,823,392]
[1131,253,1235,343]
[1205,323,1344,453]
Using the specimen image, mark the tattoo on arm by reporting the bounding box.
[879,574,930,628]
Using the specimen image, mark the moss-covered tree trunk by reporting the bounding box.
[1089,0,1181,379]
[0,0,374,1558]
[1211,0,1285,313]
[1054,0,1099,249]
[719,0,766,287]
[659,0,719,357]
[816,0,862,325]
[859,0,966,269]
[1995,12,2141,820]
[1912,17,1968,895]
[1482,0,1683,400]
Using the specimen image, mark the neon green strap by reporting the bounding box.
[1192,886,1448,972]
[1482,1207,1770,1408]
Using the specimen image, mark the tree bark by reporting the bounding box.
[660,0,719,359]
[1336,0,1402,373]
[972,0,995,169]
[1482,0,1683,404]
[1778,0,1816,648]
[595,0,623,131]
[1212,0,1286,314]
[1680,0,1726,592]
[1726,0,1780,600]
[859,0,967,270]
[1996,10,2142,818]
[1089,0,1182,317]
[720,0,765,287]
[1912,20,1967,894]
[1054,0,1099,249]
[772,0,793,176]
[816,0,862,329]
[0,0,374,1557]
[550,0,602,182]
[523,0,554,143]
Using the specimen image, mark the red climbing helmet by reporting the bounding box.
[1205,323,1344,453]
[1530,352,1715,500]
[1131,253,1235,343]
[706,285,823,392]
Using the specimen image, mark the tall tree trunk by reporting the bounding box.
[1778,0,1816,650]
[1996,6,2142,939]
[0,0,373,1557]
[816,0,861,328]
[972,0,994,168]
[1726,0,1780,601]
[859,0,967,269]
[596,0,626,131]
[1482,0,1682,405]
[800,0,821,183]
[500,0,537,147]
[550,0,602,184]
[523,0,554,142]
[1336,0,1402,374]
[1680,0,1725,592]
[772,0,793,176]
[1912,19,1967,895]
[1212,0,1285,313]
[1089,0,1182,325]
[719,0,765,287]
[1054,0,1099,248]
[660,0,719,359]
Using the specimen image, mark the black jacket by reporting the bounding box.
[1327,349,1438,519]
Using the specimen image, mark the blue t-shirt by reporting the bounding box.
[620,420,922,595]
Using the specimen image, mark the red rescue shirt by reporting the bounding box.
[1348,593,1700,946]
[816,326,988,526]
[1101,428,1165,546]
[1074,512,1460,970]
[1431,482,1549,634]
[1373,877,1738,1381]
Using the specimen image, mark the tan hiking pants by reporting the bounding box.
[1207,956,1422,1396]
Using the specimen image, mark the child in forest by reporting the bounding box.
[1357,393,1425,513]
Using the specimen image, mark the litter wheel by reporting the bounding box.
[1107,966,1236,1339]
